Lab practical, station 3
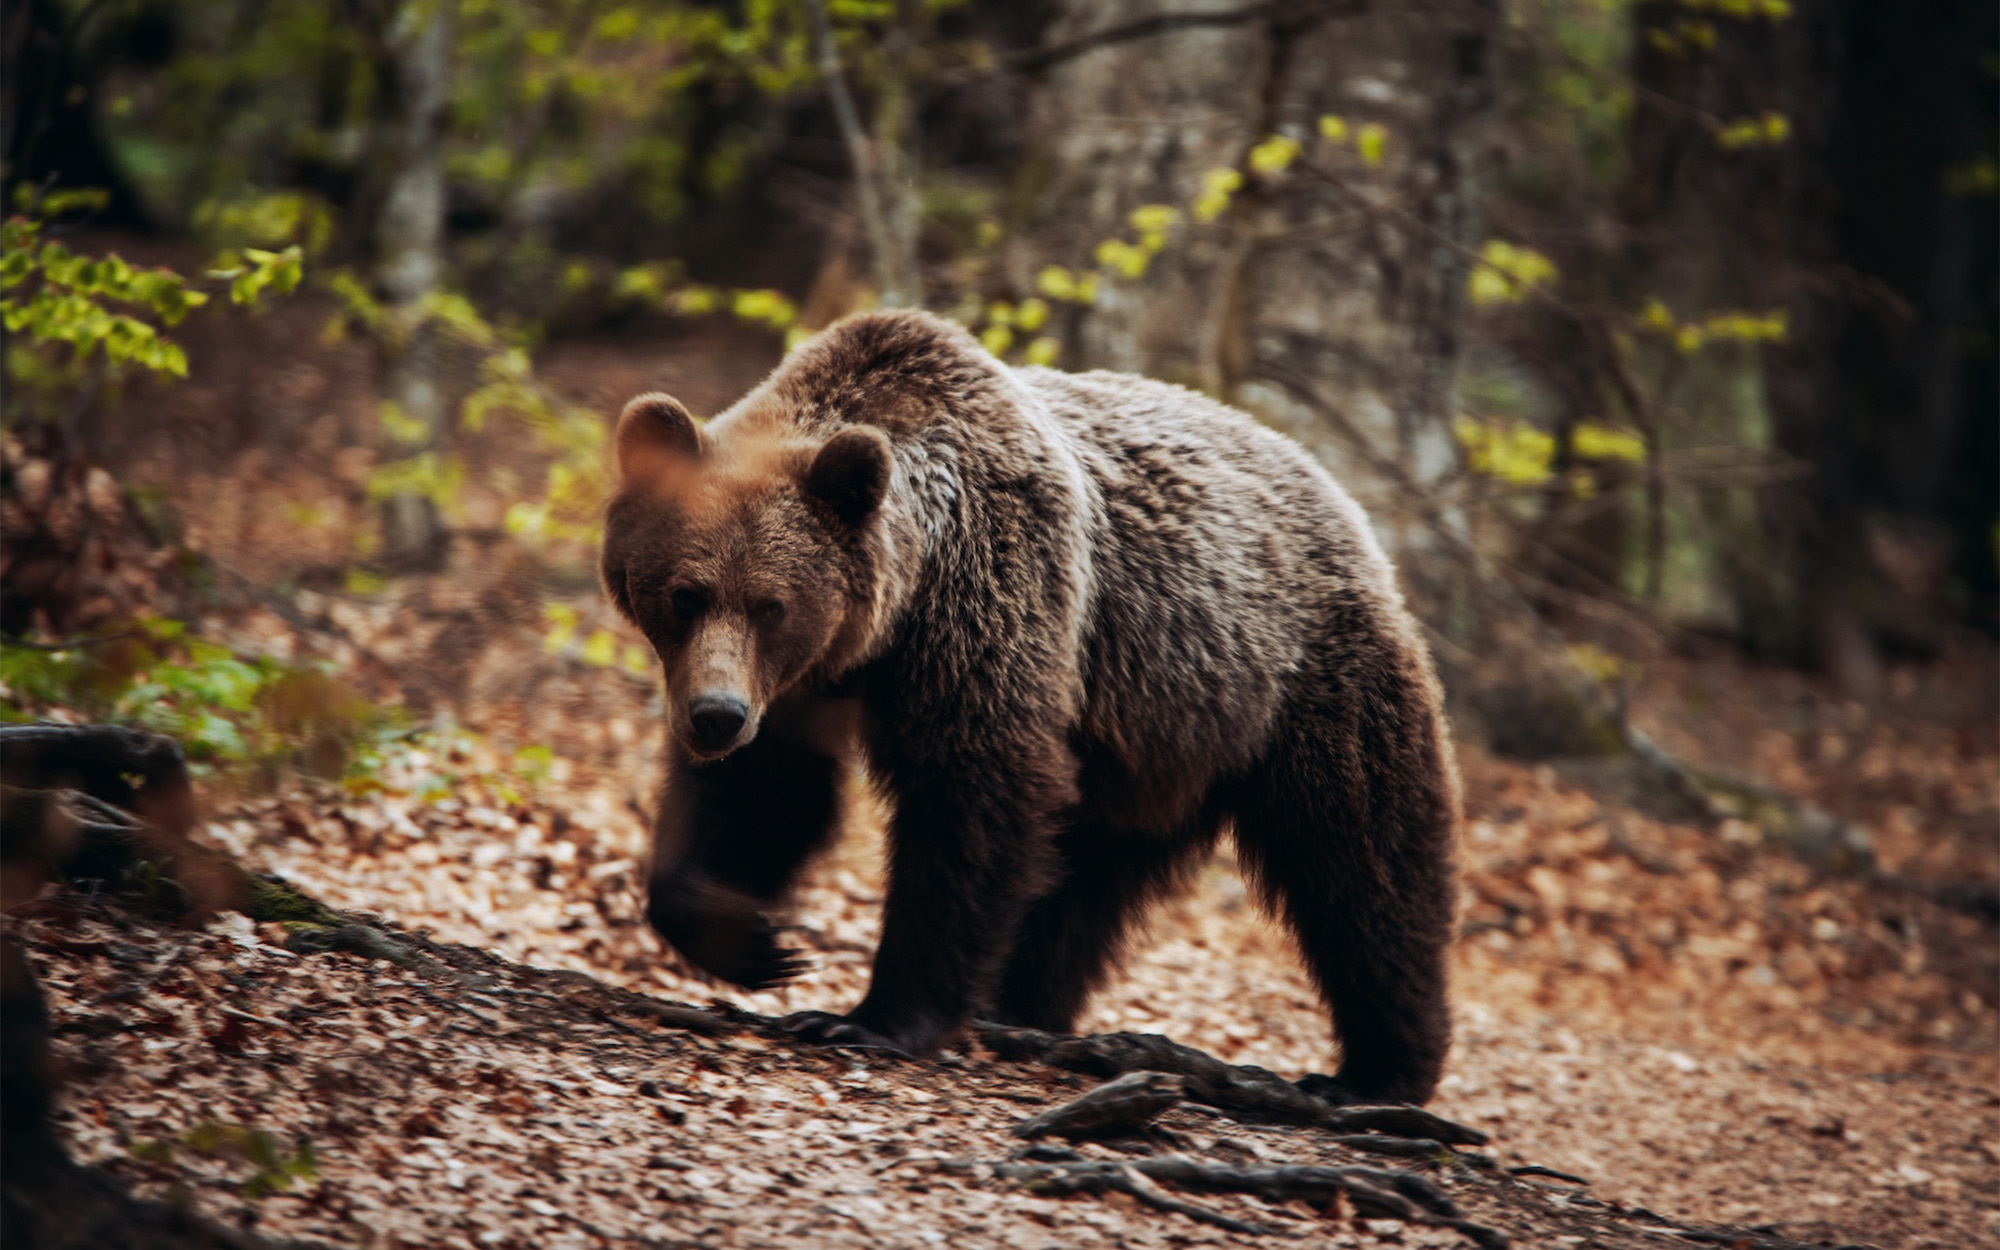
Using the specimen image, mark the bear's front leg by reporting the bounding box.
[646,702,848,990]
[785,733,1072,1056]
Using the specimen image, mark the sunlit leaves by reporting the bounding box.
[193,192,335,254]
[1635,298,1786,352]
[541,604,625,671]
[1455,414,1643,490]
[730,288,797,331]
[1683,0,1794,19]
[129,1123,318,1199]
[1192,168,1243,223]
[1128,204,1179,241]
[219,247,306,306]
[1093,238,1152,280]
[16,186,111,218]
[1247,134,1302,175]
[1356,124,1388,166]
[1572,421,1646,463]
[593,7,644,42]
[364,451,465,512]
[1313,115,1385,165]
[0,217,265,379]
[1,620,383,773]
[657,284,798,336]
[1036,265,1097,304]
[1468,240,1560,305]
[1456,416,1558,486]
[1714,112,1789,150]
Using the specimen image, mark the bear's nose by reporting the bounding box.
[687,693,749,751]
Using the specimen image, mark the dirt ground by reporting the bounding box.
[9,308,1999,1248]
[13,580,1994,1248]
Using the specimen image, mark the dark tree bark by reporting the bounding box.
[0,0,152,228]
[376,0,459,571]
[1021,0,1500,592]
[1622,0,1998,667]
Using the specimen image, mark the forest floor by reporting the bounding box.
[8,306,1999,1248]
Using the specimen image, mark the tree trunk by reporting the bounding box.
[1622,0,1998,667]
[1021,0,1499,594]
[376,0,457,571]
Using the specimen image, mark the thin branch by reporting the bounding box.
[992,0,1365,77]
[0,630,147,652]
[802,0,914,306]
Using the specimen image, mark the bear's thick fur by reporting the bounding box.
[602,310,1458,1105]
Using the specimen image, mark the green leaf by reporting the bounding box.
[1467,240,1559,305]
[1573,422,1645,463]
[1247,134,1301,175]
[1356,124,1388,166]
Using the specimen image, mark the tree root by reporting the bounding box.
[941,1154,1510,1246]
[1012,1070,1190,1140]
[976,1022,1489,1145]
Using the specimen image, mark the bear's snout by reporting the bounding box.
[687,691,751,754]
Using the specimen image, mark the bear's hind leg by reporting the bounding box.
[992,820,1216,1033]
[1233,684,1456,1106]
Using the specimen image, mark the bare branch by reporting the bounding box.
[998,1,1366,77]
[803,0,917,306]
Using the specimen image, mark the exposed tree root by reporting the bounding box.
[976,1021,1490,1144]
[939,1153,1511,1246]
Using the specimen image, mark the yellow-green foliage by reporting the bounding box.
[1468,240,1560,306]
[1457,415,1558,486]
[1572,422,1646,463]
[1036,266,1098,304]
[2,218,205,378]
[542,603,651,676]
[1456,415,1644,488]
[1636,298,1787,353]
[1247,134,1302,175]
[129,1123,318,1200]
[1713,111,1790,150]
[0,620,392,777]
[2,208,301,402]
[194,191,335,255]
[1192,168,1243,223]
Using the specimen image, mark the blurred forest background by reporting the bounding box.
[5,0,1995,751]
[2,2,1998,1244]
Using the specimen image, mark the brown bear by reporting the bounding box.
[602,309,1458,1105]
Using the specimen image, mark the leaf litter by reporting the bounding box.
[11,492,1997,1249]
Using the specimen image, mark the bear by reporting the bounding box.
[601,308,1459,1106]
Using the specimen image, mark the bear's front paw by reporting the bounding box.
[680,918,809,991]
[648,871,808,991]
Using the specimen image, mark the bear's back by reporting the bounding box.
[1013,366,1408,831]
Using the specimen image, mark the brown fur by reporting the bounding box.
[602,310,1459,1104]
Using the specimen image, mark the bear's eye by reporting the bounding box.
[752,599,787,626]
[669,587,709,622]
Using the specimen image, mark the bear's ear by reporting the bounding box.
[805,426,893,525]
[616,392,702,478]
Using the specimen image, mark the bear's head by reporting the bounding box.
[601,392,894,760]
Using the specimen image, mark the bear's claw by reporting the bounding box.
[780,1011,917,1056]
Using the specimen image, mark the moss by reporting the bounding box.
[242,875,338,927]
